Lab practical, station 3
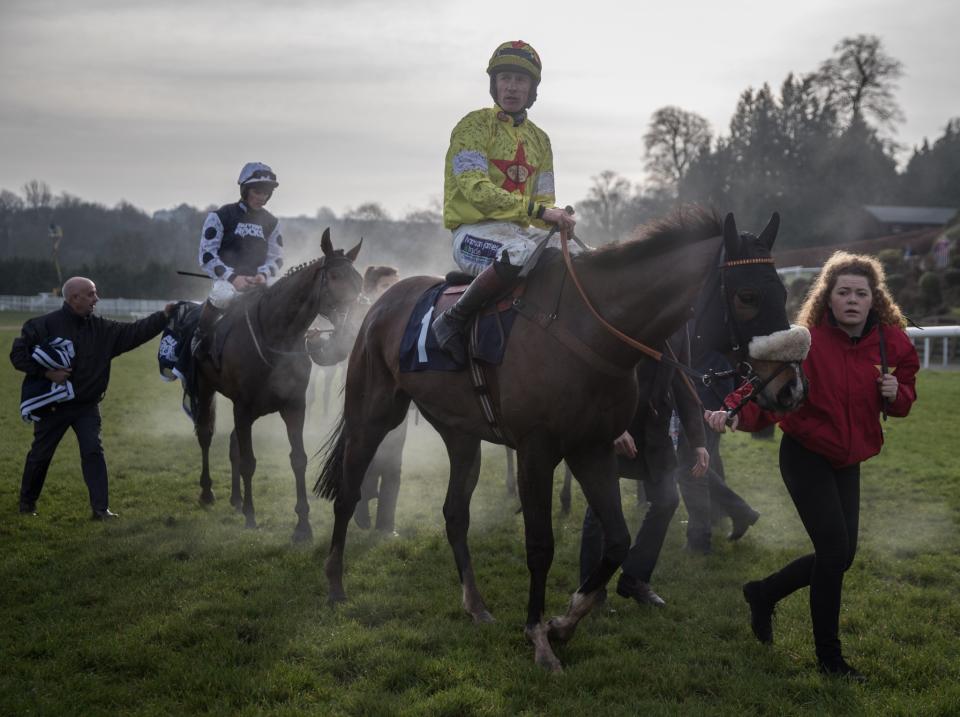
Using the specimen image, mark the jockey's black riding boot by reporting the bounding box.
[192,300,222,359]
[432,260,521,364]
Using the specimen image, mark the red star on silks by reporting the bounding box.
[491,142,537,193]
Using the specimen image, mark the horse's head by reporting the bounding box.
[262,228,362,354]
[701,212,809,412]
[298,228,364,365]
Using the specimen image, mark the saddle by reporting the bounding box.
[398,277,523,373]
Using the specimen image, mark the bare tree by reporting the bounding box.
[643,106,712,192]
[22,179,52,210]
[816,34,904,129]
[578,170,635,241]
[344,202,391,222]
[0,189,25,212]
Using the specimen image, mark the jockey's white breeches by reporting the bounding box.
[451,221,582,277]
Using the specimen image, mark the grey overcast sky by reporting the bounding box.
[1,0,957,219]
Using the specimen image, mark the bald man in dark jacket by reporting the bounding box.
[11,277,174,519]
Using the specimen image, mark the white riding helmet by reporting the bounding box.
[237,162,279,189]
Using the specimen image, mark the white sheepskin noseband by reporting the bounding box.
[748,325,811,362]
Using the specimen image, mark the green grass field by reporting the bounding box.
[2,317,959,716]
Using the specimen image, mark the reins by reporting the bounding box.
[555,228,785,412]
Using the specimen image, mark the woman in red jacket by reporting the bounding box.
[705,251,919,681]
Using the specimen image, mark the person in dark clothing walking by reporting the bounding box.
[579,327,709,606]
[705,251,919,681]
[10,276,175,519]
[677,349,759,554]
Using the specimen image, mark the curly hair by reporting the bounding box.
[795,251,906,329]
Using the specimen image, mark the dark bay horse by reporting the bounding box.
[196,229,361,541]
[315,209,806,669]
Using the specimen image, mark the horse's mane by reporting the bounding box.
[578,206,722,269]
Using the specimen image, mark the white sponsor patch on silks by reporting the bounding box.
[234,222,266,239]
[749,325,811,362]
[453,150,489,175]
[535,171,554,195]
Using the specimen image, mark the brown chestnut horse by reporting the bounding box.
[315,208,806,669]
[195,229,361,542]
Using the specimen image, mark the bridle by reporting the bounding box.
[556,228,796,413]
[244,255,358,369]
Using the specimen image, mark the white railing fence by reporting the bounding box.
[0,294,169,318]
[906,325,960,369]
[2,295,958,369]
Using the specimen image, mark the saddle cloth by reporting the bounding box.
[399,281,520,372]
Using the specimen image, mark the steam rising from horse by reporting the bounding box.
[195,229,361,541]
[316,208,806,669]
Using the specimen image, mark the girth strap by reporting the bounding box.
[467,317,505,441]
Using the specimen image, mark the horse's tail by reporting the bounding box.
[313,414,346,500]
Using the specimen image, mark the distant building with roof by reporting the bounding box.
[861,205,957,237]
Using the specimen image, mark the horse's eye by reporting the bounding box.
[734,289,761,321]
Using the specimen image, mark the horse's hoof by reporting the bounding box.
[327,592,347,606]
[535,653,564,673]
[230,498,243,512]
[547,617,576,645]
[471,610,495,624]
[292,527,313,544]
[244,519,258,530]
[198,491,215,506]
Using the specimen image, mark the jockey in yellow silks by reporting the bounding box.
[432,40,579,364]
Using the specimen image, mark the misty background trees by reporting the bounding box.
[577,34,958,247]
[1,34,957,304]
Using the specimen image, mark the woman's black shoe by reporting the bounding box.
[742,581,774,644]
[818,657,866,683]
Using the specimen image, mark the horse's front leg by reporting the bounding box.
[547,444,629,645]
[232,406,257,529]
[515,438,563,671]
[196,381,216,505]
[438,431,492,623]
[280,402,311,543]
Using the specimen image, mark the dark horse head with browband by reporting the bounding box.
[194,228,361,542]
[314,206,806,671]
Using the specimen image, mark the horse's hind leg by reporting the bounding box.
[438,431,492,623]
[280,401,311,543]
[325,423,392,602]
[547,444,630,646]
[232,406,258,529]
[196,381,216,505]
[229,429,242,510]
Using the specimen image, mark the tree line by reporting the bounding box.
[1,34,957,300]
[578,34,959,246]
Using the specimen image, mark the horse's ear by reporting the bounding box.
[723,212,740,257]
[758,212,780,250]
[321,228,333,257]
[345,237,363,263]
